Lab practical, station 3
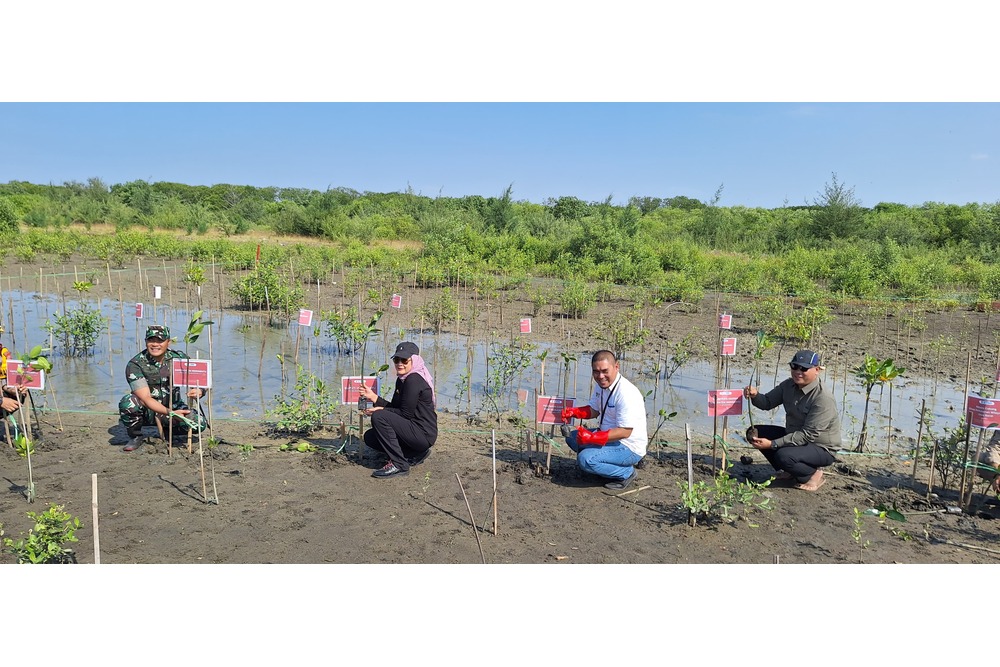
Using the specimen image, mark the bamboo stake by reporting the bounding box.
[963,351,973,414]
[455,473,486,564]
[91,473,101,565]
[492,429,498,537]
[958,410,974,505]
[910,399,926,487]
[686,423,695,527]
[968,428,987,509]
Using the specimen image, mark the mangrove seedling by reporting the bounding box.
[3,503,81,564]
[853,354,905,452]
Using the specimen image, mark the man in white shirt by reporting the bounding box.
[561,350,648,490]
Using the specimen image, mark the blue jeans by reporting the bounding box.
[566,430,642,482]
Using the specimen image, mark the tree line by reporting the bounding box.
[0,175,998,304]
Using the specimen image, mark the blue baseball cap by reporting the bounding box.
[790,350,821,369]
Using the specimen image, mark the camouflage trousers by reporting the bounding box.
[118,393,208,438]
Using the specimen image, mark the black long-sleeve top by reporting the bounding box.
[373,373,438,444]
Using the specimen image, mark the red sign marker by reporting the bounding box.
[6,360,44,390]
[536,396,574,425]
[968,395,1000,429]
[171,359,213,389]
[390,294,402,309]
[341,376,380,404]
[719,313,732,329]
[298,309,313,327]
[520,318,532,334]
[721,337,737,356]
[135,303,144,319]
[707,389,743,417]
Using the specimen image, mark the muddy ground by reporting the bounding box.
[0,249,997,662]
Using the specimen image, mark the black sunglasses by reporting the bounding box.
[392,356,411,364]
[790,363,811,372]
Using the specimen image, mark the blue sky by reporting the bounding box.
[3,5,997,210]
[1,102,997,209]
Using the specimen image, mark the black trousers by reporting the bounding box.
[754,425,836,484]
[363,409,431,472]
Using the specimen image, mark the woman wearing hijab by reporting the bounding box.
[358,341,438,478]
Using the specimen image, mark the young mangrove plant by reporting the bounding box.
[44,306,106,357]
[417,288,458,333]
[851,507,872,563]
[853,354,905,452]
[678,465,772,527]
[266,365,337,435]
[3,503,81,564]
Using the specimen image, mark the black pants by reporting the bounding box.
[363,409,431,472]
[754,425,836,484]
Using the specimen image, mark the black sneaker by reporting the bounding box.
[407,449,431,467]
[604,470,637,491]
[372,462,408,478]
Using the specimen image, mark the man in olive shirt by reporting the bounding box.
[743,349,841,491]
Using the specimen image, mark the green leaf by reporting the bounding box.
[876,505,907,522]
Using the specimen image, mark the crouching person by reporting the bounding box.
[119,325,208,452]
[560,350,648,490]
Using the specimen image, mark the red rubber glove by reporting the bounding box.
[576,427,609,446]
[561,406,590,422]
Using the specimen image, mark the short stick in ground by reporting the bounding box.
[455,473,486,564]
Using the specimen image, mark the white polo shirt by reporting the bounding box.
[587,373,648,457]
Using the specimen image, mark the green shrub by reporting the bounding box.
[0,197,18,233]
[559,279,596,319]
[230,264,305,314]
[418,288,459,332]
[266,366,338,435]
[4,504,81,564]
[44,306,107,356]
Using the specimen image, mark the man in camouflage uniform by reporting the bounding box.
[119,324,208,452]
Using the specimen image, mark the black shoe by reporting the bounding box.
[372,462,409,478]
[604,470,637,490]
[407,449,431,467]
[123,436,144,452]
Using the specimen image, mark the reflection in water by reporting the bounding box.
[4,289,975,455]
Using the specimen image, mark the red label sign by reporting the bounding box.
[341,376,380,404]
[719,313,732,329]
[707,389,743,417]
[536,396,574,425]
[721,337,737,356]
[390,294,402,309]
[171,359,213,388]
[135,303,144,319]
[6,360,45,390]
[968,395,1000,429]
[520,318,532,334]
[298,309,313,326]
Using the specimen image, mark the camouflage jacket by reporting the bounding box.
[125,348,191,404]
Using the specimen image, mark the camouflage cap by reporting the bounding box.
[145,325,171,341]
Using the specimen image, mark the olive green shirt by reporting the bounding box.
[751,377,842,453]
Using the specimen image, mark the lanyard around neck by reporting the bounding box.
[598,376,620,429]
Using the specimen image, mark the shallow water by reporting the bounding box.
[3,289,977,454]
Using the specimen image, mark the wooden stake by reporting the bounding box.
[686,423,695,527]
[958,410,974,504]
[91,473,101,565]
[963,350,973,415]
[910,399,926,487]
[492,429,498,537]
[455,473,486,564]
